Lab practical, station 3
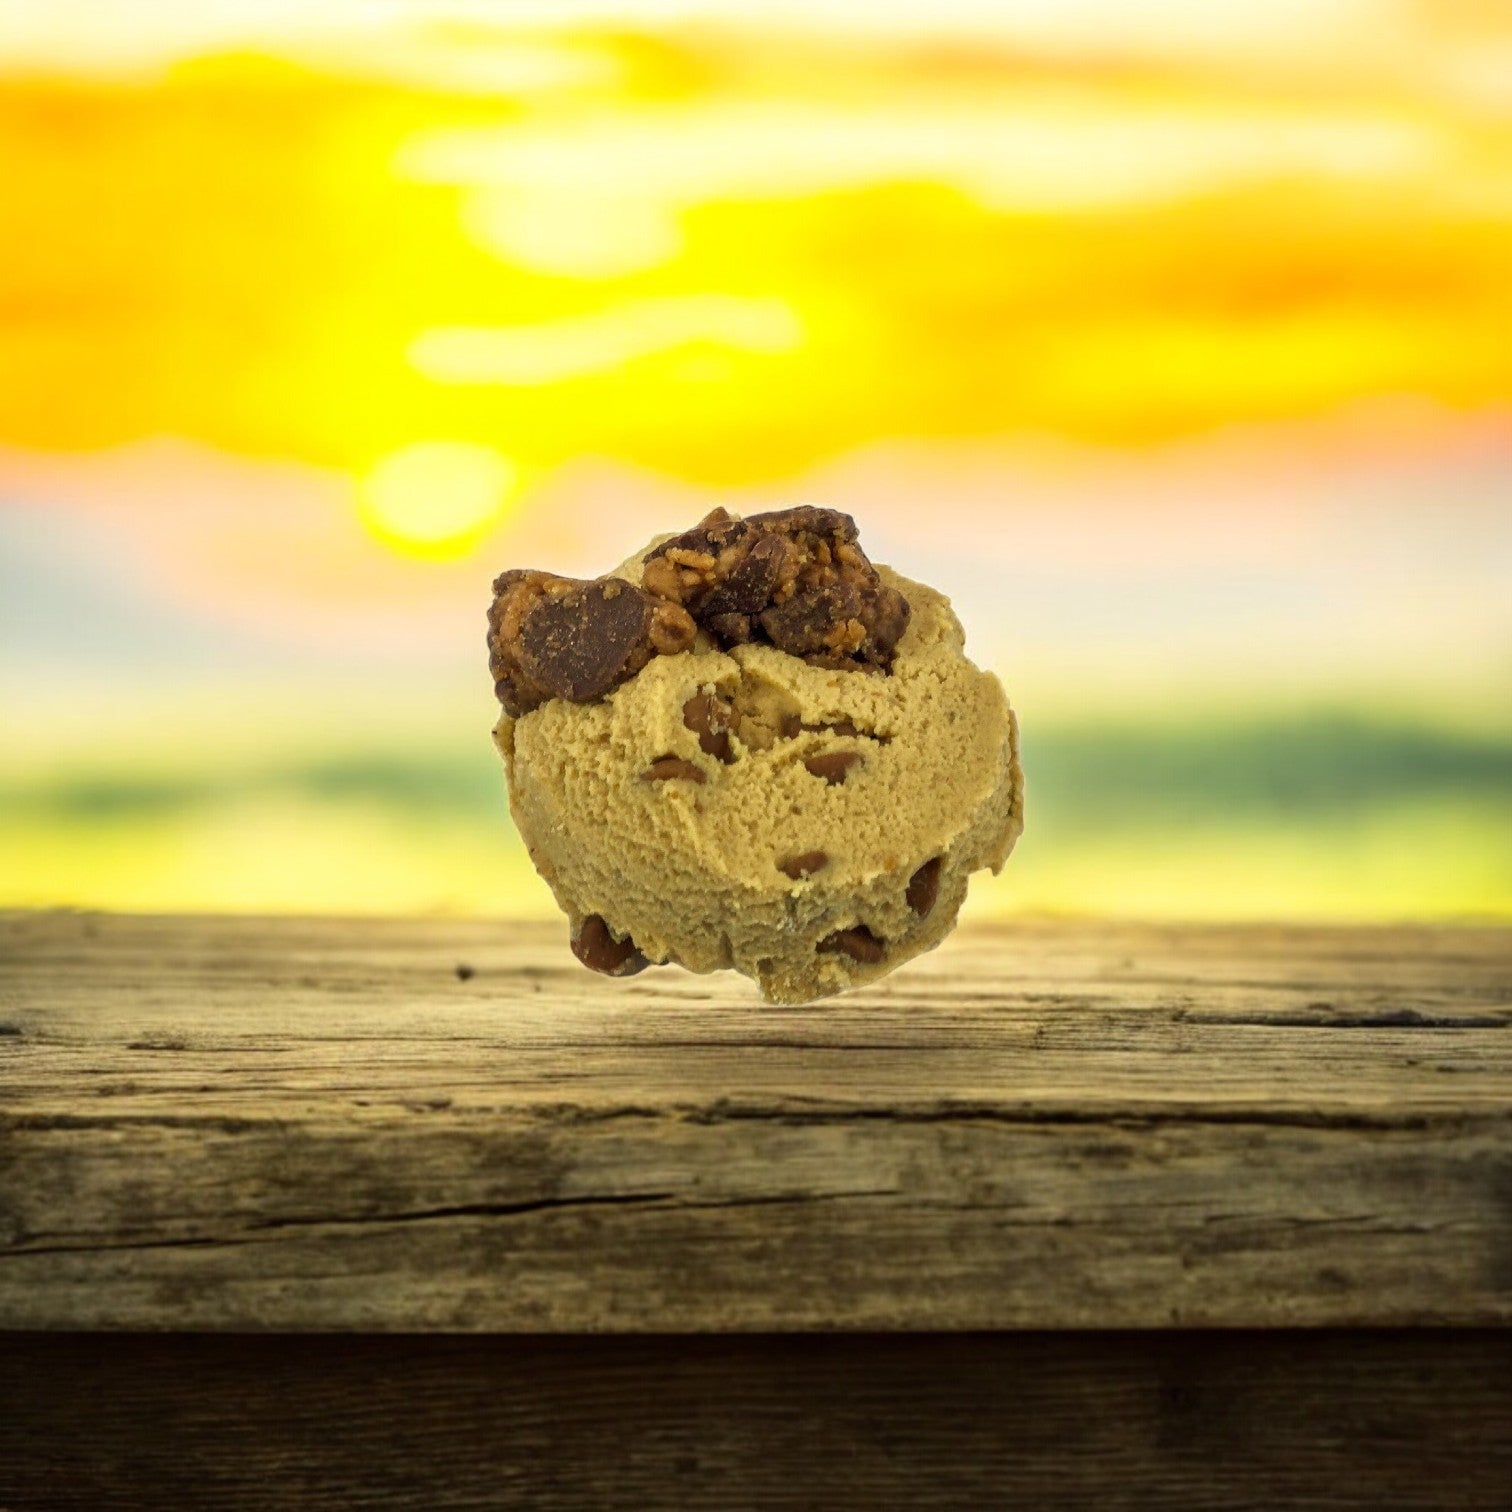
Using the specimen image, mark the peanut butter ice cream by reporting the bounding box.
[487,506,1022,1003]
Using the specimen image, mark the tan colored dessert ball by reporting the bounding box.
[488,506,1022,1003]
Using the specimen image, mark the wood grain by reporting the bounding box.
[2,1330,1509,1511]
[2,912,1509,1331]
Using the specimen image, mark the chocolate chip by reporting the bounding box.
[778,850,829,879]
[803,750,862,785]
[907,856,942,918]
[682,691,734,762]
[641,756,706,784]
[571,914,649,976]
[818,925,885,963]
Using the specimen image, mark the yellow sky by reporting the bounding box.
[2,2,1509,921]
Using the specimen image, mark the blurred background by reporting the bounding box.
[2,0,1509,922]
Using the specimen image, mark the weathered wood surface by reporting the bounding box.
[1,911,1509,1332]
[3,1330,1509,1511]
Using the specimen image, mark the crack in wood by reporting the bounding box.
[1175,1009,1509,1029]
[678,1103,1508,1132]
[2,1188,906,1259]
[248,1191,678,1230]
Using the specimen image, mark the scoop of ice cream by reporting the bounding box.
[488,507,1022,1004]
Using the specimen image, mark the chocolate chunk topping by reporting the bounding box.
[488,504,902,716]
[642,505,909,672]
[705,612,755,645]
[907,856,942,918]
[803,750,863,785]
[818,925,886,964]
[778,850,829,879]
[521,579,654,703]
[640,756,706,784]
[682,691,734,762]
[702,530,794,618]
[488,570,694,716]
[571,914,649,976]
[868,583,911,656]
[759,581,861,660]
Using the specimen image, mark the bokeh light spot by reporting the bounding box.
[358,442,519,561]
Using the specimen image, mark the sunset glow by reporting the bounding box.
[3,0,1509,919]
[359,442,520,559]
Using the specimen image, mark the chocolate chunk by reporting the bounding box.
[869,584,911,656]
[642,505,745,565]
[520,578,655,703]
[682,691,734,762]
[705,612,755,644]
[488,505,904,718]
[641,505,909,672]
[759,581,863,661]
[486,568,562,716]
[571,914,649,976]
[907,857,942,918]
[745,504,860,543]
[803,750,863,785]
[489,571,686,716]
[641,756,706,784]
[702,531,795,618]
[778,850,829,879]
[818,925,885,964]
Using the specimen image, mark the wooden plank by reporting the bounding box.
[2,1330,1509,1511]
[1,912,1510,1331]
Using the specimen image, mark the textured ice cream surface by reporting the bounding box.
[489,509,1022,1004]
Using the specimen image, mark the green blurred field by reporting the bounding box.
[8,710,1506,920]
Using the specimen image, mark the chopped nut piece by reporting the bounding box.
[906,857,942,918]
[648,599,697,656]
[817,925,886,963]
[803,750,863,785]
[777,850,829,879]
[640,756,706,784]
[571,914,649,976]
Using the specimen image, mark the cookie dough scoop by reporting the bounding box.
[487,506,1023,1004]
